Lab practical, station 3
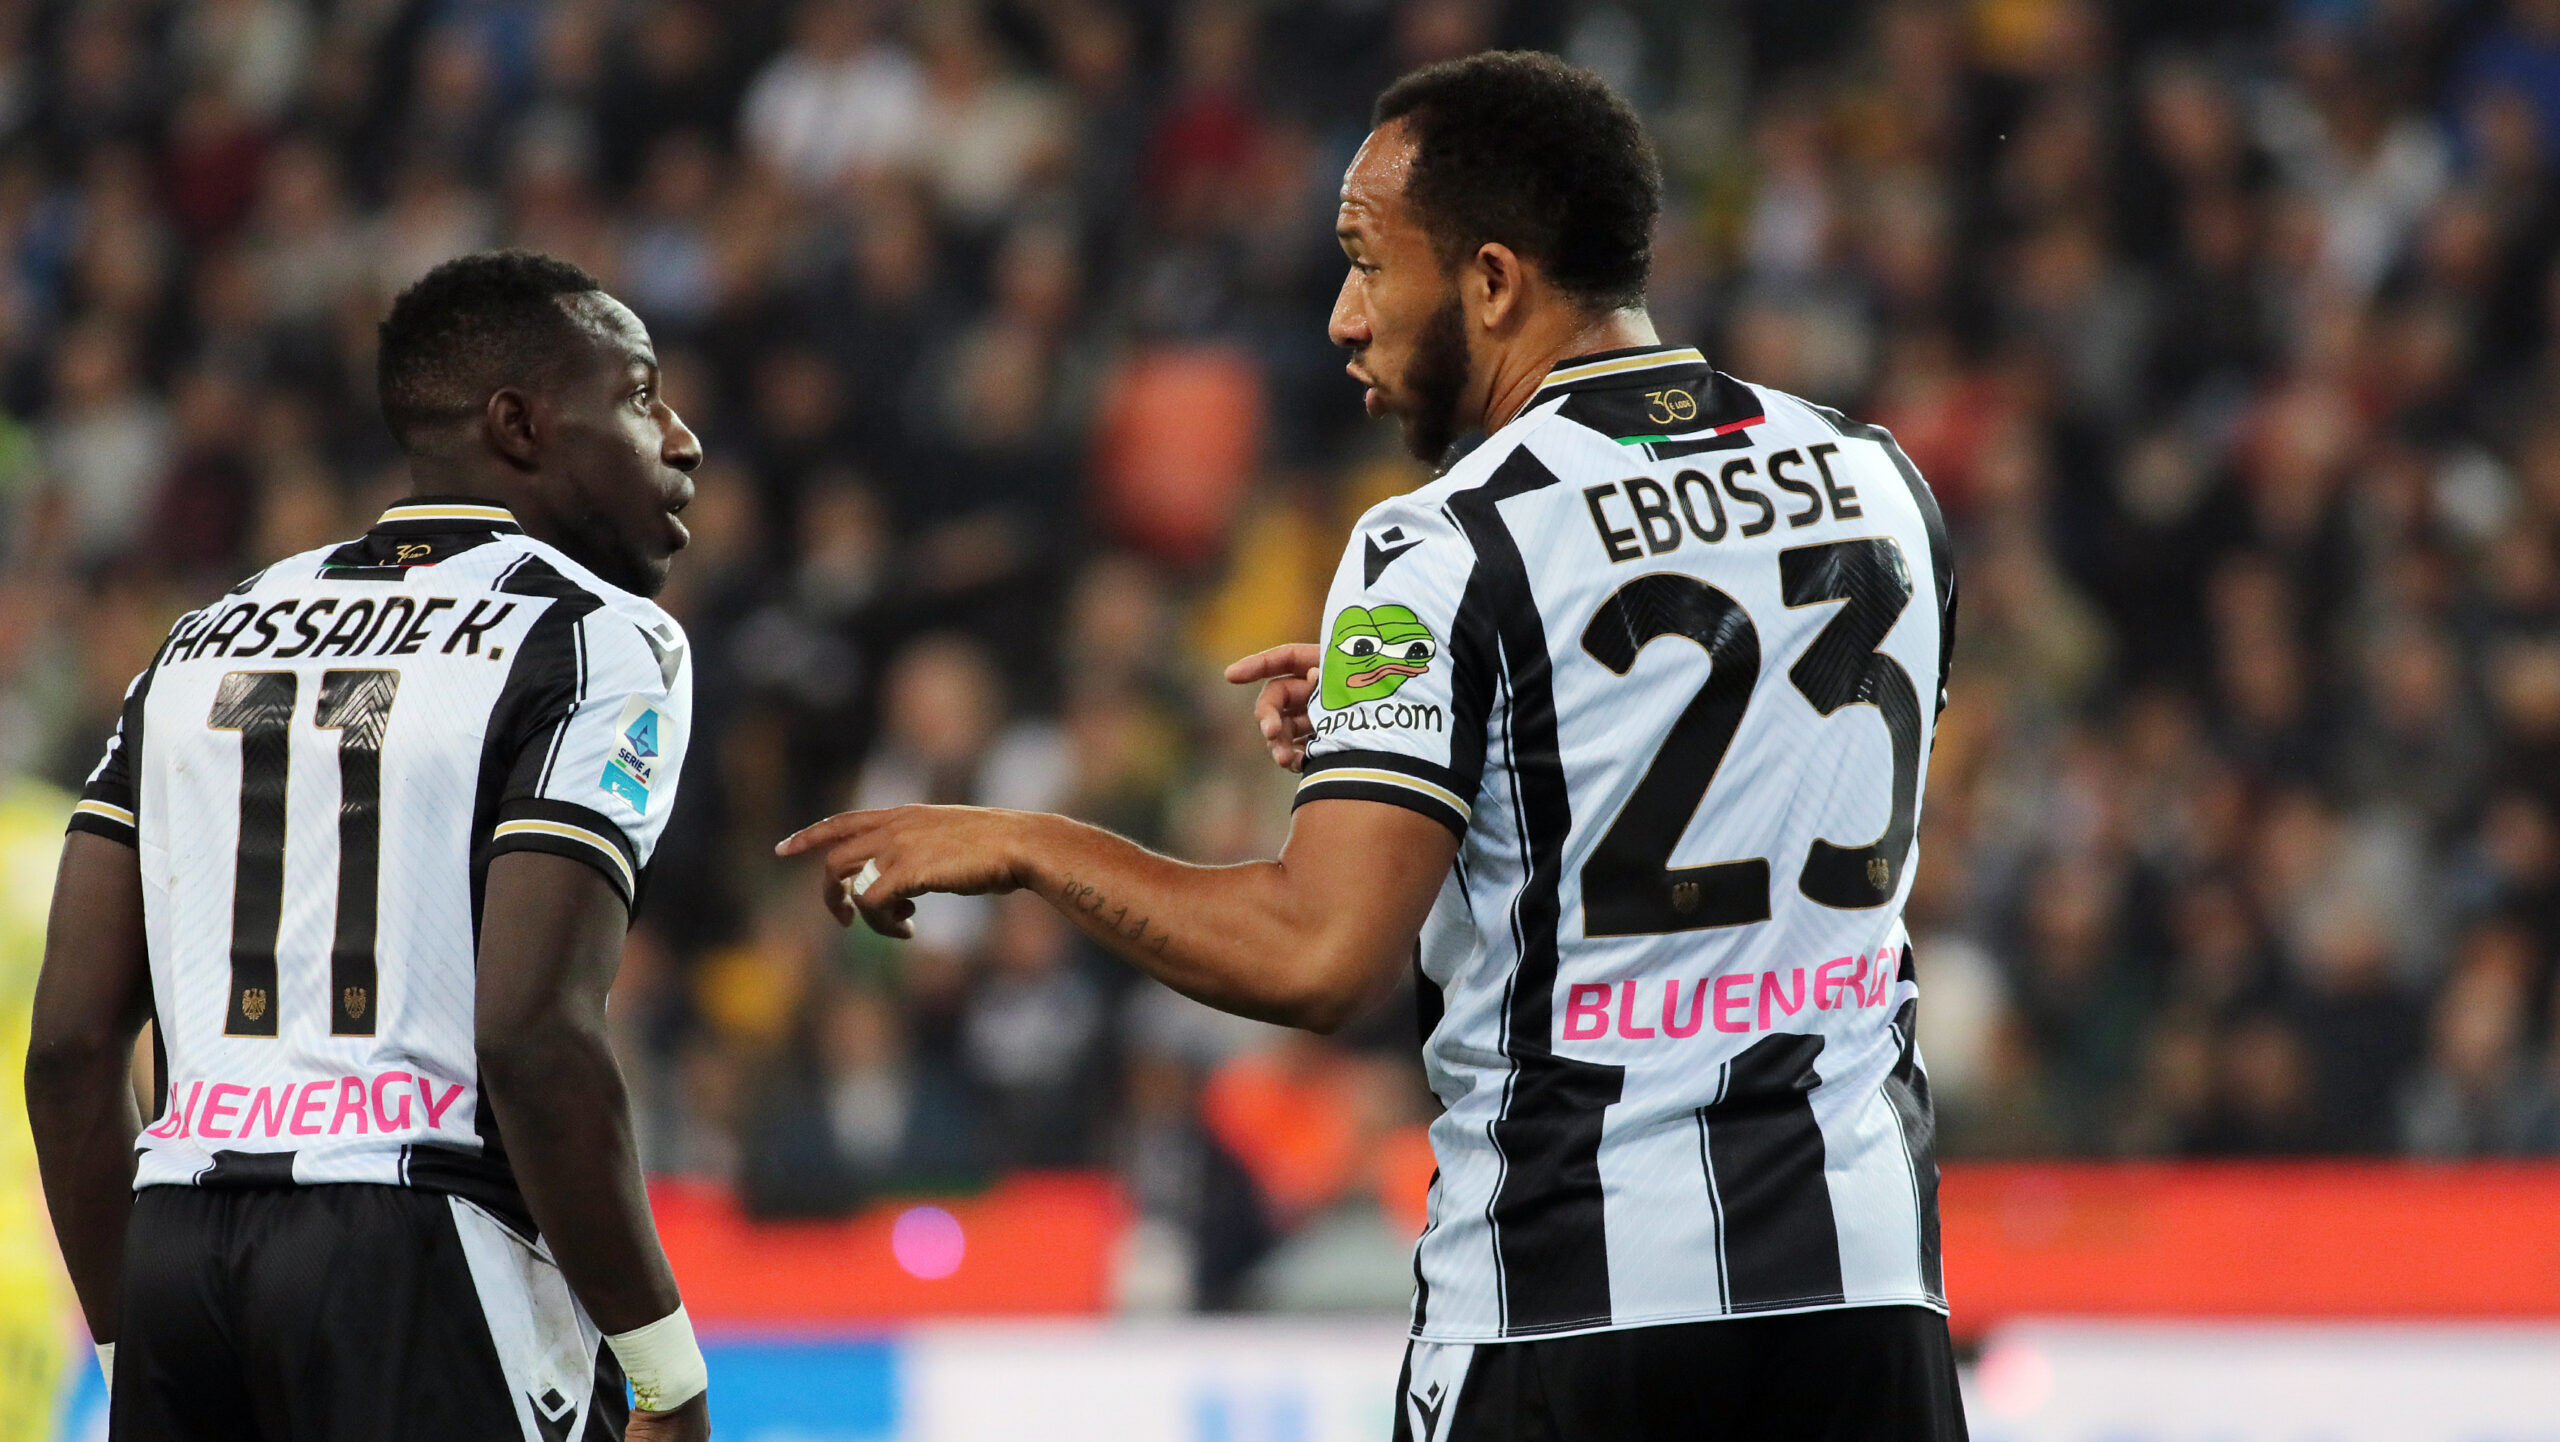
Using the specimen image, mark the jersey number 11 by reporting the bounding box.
[206,669,401,1037]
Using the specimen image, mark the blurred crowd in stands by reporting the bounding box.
[9,0,2560,1311]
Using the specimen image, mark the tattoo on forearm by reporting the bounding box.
[1056,875,1172,955]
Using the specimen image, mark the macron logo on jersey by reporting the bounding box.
[600,696,664,813]
[1364,524,1424,584]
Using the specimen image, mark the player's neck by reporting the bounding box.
[1479,307,1661,434]
[401,463,572,560]
[400,460,559,547]
[403,454,525,514]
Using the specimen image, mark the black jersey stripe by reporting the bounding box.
[540,617,585,794]
[1806,402,1957,718]
[468,590,601,940]
[1807,395,1953,1306]
[1482,662,1530,1333]
[1410,1164,1438,1333]
[1295,776,1468,837]
[405,1142,540,1240]
[1700,1032,1846,1312]
[318,668,399,1036]
[1883,990,1946,1303]
[1449,445,1626,1337]
[71,619,180,847]
[465,556,609,1181]
[1440,519,1500,821]
[197,1148,297,1187]
[1695,1065,1731,1312]
[213,671,296,1038]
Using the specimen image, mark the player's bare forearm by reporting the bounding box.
[1034,837,1368,1026]
[26,831,153,1342]
[777,800,1455,1032]
[476,852,683,1336]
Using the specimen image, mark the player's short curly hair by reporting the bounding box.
[376,250,602,451]
[1373,51,1661,314]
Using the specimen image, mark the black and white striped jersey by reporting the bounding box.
[70,498,691,1230]
[1296,347,1956,1342]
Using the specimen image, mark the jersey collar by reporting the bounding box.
[372,497,525,535]
[1527,345,1709,405]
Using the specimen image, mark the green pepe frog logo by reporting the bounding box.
[1323,603,1439,708]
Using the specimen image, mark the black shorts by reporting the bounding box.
[114,1184,629,1442]
[1392,1305,1970,1442]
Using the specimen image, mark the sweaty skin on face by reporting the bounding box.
[1323,603,1440,708]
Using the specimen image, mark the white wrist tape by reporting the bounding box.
[605,1304,707,1412]
[95,1341,113,1390]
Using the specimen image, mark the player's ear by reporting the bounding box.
[483,387,541,471]
[1469,241,1525,333]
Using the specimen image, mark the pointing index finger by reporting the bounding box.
[775,810,878,857]
[1224,642,1321,686]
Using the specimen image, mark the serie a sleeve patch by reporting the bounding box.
[598,695,665,815]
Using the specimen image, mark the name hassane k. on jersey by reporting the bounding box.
[68,499,689,1232]
[1296,346,1956,1342]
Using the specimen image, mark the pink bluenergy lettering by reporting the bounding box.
[330,1077,371,1135]
[142,1070,467,1144]
[1713,975,1753,1033]
[1757,970,1806,1031]
[371,1072,413,1131]
[241,1086,291,1139]
[198,1083,249,1140]
[1562,983,1610,1041]
[289,1081,331,1136]
[148,1081,202,1139]
[1662,980,1706,1039]
[1816,957,1859,1010]
[1617,981,1655,1039]
[1553,952,1909,1044]
[417,1077,464,1130]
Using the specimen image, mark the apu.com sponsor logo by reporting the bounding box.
[1316,700,1444,735]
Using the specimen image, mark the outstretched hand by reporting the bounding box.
[1224,643,1321,772]
[774,806,1039,938]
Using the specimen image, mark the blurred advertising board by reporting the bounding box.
[1967,1321,2560,1442]
[1942,1163,2560,1337]
[639,1165,2560,1338]
[47,1318,2560,1440]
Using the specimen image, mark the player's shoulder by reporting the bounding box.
[1733,381,1942,524]
[1739,380,1906,451]
[1357,410,1583,541]
[206,541,342,602]
[1340,457,1495,594]
[499,538,691,696]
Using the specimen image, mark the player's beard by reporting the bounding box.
[1397,291,1473,464]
